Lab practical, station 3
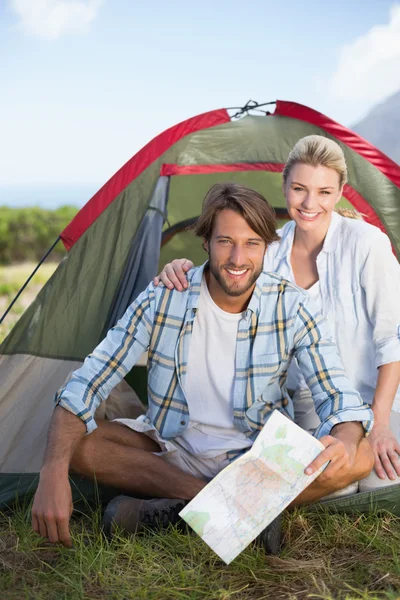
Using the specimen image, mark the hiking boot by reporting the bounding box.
[255,513,282,555]
[102,495,188,537]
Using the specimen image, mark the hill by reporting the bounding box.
[352,90,400,164]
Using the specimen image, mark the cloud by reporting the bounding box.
[9,0,104,40]
[327,4,400,120]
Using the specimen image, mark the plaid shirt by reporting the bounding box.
[56,263,373,442]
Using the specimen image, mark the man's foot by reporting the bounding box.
[102,495,187,537]
[255,514,282,555]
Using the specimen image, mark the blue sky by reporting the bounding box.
[1,0,399,206]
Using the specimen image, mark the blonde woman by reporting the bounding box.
[155,135,400,494]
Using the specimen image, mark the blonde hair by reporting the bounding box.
[335,207,364,220]
[282,135,348,189]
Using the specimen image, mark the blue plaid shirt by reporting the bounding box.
[56,263,373,442]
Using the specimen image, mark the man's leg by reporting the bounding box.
[70,420,206,500]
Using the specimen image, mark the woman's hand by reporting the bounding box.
[368,423,400,480]
[153,259,193,291]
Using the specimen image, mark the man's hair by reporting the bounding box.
[193,182,280,245]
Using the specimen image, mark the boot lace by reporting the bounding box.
[141,502,186,529]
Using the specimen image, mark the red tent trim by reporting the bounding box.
[60,109,230,250]
[161,162,285,176]
[274,101,400,188]
[161,161,388,236]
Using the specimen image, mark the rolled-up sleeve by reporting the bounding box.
[293,299,374,438]
[360,232,400,368]
[55,285,156,433]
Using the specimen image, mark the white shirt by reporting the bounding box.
[179,274,253,457]
[265,212,400,411]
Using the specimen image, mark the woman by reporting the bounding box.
[154,135,400,493]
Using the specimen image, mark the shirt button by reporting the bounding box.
[180,420,186,425]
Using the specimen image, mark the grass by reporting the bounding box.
[0,262,58,344]
[1,504,400,600]
[1,264,400,599]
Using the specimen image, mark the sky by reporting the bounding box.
[1,0,400,206]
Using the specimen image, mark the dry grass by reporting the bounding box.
[0,505,399,600]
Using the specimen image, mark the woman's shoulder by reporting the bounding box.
[337,213,390,249]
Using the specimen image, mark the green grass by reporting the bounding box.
[1,504,400,600]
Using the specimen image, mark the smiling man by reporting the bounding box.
[32,183,374,550]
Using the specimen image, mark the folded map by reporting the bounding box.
[179,410,326,564]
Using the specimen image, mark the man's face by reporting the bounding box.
[205,209,266,298]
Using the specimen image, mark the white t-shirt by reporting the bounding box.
[177,274,253,458]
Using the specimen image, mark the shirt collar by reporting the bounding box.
[275,212,341,259]
[321,211,341,253]
[186,261,263,318]
[186,262,207,310]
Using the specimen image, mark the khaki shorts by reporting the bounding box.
[114,417,230,481]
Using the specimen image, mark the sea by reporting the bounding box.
[0,184,100,209]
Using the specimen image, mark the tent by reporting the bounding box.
[1,100,400,511]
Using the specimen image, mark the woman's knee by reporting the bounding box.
[359,470,400,493]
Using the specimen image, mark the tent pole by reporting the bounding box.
[0,236,61,326]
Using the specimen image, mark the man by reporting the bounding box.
[32,183,374,549]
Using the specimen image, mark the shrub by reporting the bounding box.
[0,205,78,264]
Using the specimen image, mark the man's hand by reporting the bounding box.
[304,434,357,486]
[32,470,73,547]
[367,423,400,480]
[153,259,193,291]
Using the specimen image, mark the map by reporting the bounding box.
[179,410,326,564]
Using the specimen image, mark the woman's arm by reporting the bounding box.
[360,231,400,478]
[369,362,400,479]
[153,259,193,290]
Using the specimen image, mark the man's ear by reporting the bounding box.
[202,239,209,254]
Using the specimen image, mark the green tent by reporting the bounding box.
[1,100,400,512]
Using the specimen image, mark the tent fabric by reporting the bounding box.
[1,100,399,510]
[61,109,230,250]
[160,162,388,242]
[0,355,82,472]
[105,176,169,331]
[274,101,400,186]
[0,353,143,474]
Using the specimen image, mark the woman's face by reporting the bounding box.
[283,163,343,234]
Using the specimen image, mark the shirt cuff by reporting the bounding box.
[375,332,400,368]
[313,404,374,439]
[55,396,98,434]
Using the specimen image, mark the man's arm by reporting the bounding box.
[32,284,157,545]
[292,426,374,505]
[293,300,374,496]
[32,407,86,547]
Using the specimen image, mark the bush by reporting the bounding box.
[0,205,78,264]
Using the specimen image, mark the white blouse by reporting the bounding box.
[264,212,400,412]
